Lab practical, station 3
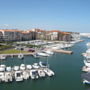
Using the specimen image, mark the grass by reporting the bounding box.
[0,49,29,54]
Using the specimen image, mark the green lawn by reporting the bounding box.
[0,49,29,54]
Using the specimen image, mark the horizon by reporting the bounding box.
[0,0,90,33]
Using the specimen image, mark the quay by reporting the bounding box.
[0,53,34,57]
[52,49,73,54]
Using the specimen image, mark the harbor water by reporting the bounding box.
[0,38,90,90]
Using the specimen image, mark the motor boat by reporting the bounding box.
[32,63,40,69]
[15,71,23,81]
[30,70,38,79]
[82,66,90,72]
[37,52,50,57]
[22,71,29,80]
[18,53,24,59]
[84,60,90,67]
[0,55,6,60]
[13,66,19,71]
[33,53,40,58]
[44,68,55,77]
[38,69,45,77]
[0,72,5,82]
[26,65,32,70]
[0,65,6,72]
[4,72,12,82]
[42,50,54,55]
[39,61,47,68]
[6,66,12,72]
[20,64,26,70]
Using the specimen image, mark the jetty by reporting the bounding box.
[52,49,73,54]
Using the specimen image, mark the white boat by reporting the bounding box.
[0,65,6,72]
[33,53,40,58]
[43,50,54,55]
[6,66,12,72]
[44,68,55,77]
[82,66,90,72]
[15,71,23,82]
[13,66,19,71]
[0,72,5,82]
[38,69,45,77]
[4,72,12,82]
[32,63,40,69]
[18,53,24,59]
[37,52,50,57]
[39,61,47,68]
[22,71,29,80]
[84,60,90,67]
[26,65,32,70]
[30,70,38,79]
[0,55,6,60]
[20,64,26,70]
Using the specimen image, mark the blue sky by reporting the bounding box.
[0,0,90,32]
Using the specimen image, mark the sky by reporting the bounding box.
[0,0,90,32]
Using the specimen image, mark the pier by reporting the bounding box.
[52,49,73,54]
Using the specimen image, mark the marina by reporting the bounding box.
[0,38,89,90]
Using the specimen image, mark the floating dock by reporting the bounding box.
[52,49,73,54]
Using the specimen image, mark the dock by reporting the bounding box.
[52,49,73,54]
[0,53,34,57]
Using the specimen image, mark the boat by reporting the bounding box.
[42,50,54,55]
[20,64,26,70]
[18,53,24,59]
[82,66,90,72]
[6,66,12,72]
[4,72,12,82]
[0,65,6,72]
[0,72,5,82]
[33,53,40,58]
[37,52,50,57]
[38,69,45,77]
[0,55,6,60]
[82,72,90,85]
[30,70,38,79]
[39,61,47,68]
[32,63,40,69]
[14,71,23,82]
[84,60,90,67]
[44,68,55,77]
[22,71,29,80]
[26,65,32,70]
[13,66,19,71]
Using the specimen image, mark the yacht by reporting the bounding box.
[44,68,55,77]
[15,71,23,82]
